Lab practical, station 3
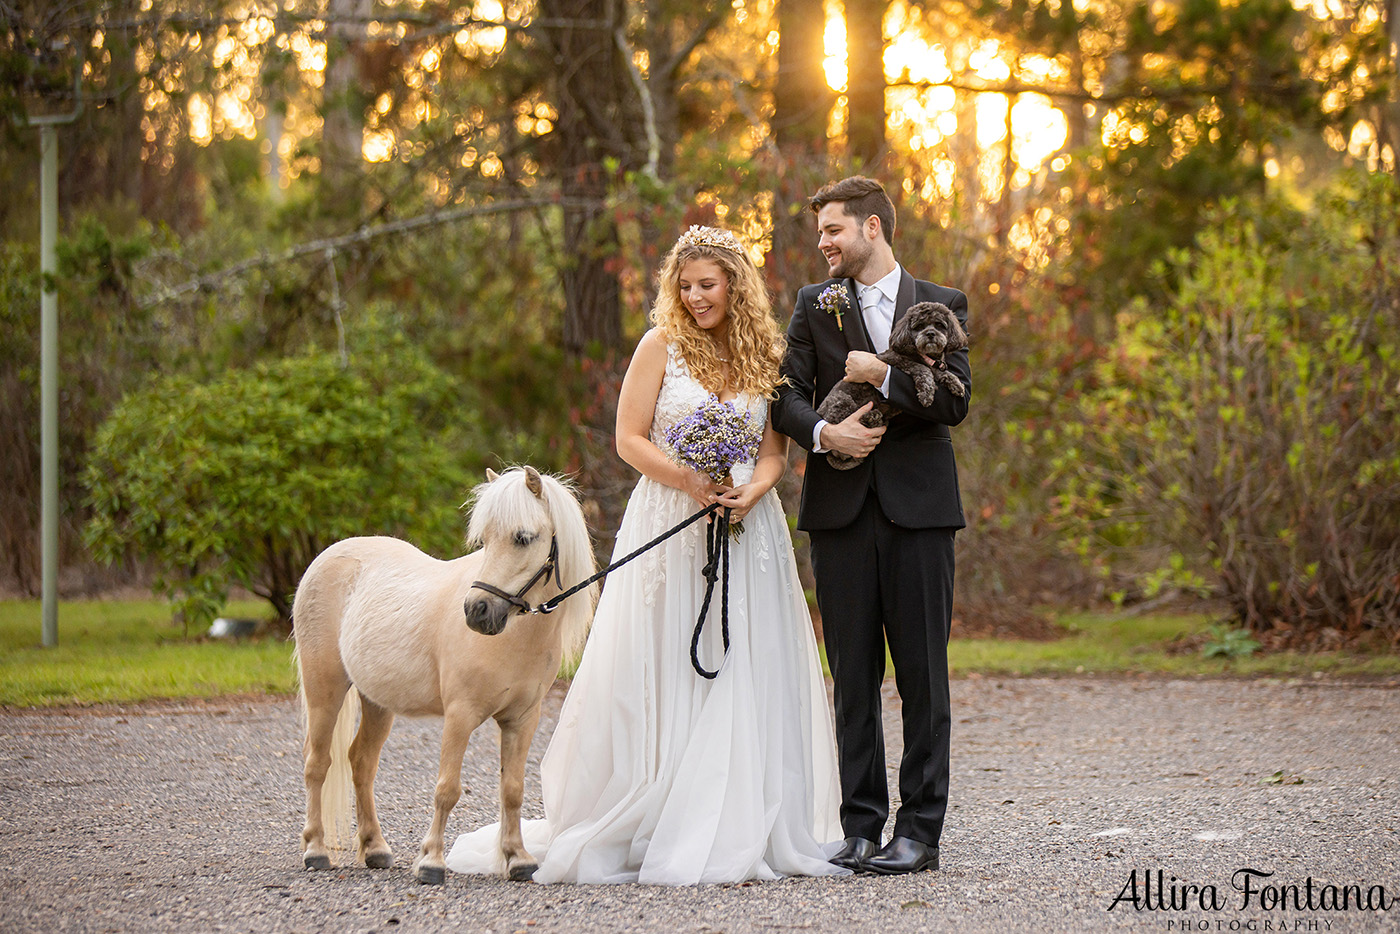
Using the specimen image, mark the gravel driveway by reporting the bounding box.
[2,676,1397,933]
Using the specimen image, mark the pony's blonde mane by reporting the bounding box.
[467,468,597,661]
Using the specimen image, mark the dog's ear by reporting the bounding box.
[927,303,968,351]
[888,308,918,349]
[944,309,969,351]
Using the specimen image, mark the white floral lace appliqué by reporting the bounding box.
[640,344,766,608]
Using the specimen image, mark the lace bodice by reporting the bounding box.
[651,343,768,487]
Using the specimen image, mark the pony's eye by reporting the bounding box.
[513,530,538,547]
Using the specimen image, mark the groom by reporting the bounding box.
[771,176,970,875]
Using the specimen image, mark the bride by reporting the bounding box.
[446,225,844,884]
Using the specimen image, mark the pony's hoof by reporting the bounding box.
[415,864,446,886]
[365,851,393,870]
[507,862,538,882]
[303,853,332,871]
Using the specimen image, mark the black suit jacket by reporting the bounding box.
[771,269,971,532]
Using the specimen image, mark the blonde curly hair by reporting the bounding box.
[648,231,786,398]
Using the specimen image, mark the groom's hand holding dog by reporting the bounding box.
[818,352,892,460]
[842,350,888,387]
[818,400,886,461]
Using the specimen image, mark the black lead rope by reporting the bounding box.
[689,507,732,680]
[490,502,734,679]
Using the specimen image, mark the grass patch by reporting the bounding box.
[946,611,1400,679]
[0,599,295,707]
[3,601,1397,708]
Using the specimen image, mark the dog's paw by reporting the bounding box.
[928,370,964,400]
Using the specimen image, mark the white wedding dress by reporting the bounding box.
[445,343,845,885]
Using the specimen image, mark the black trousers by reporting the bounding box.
[809,493,954,848]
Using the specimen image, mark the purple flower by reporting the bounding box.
[817,284,848,331]
[665,399,763,484]
[664,399,762,537]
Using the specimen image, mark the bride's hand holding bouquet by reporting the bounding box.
[715,483,764,523]
[681,469,731,513]
[665,397,764,532]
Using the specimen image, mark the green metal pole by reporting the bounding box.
[40,124,58,648]
[26,47,81,649]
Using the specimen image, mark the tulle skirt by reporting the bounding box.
[445,477,845,884]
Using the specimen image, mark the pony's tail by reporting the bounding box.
[320,689,358,854]
[294,642,358,856]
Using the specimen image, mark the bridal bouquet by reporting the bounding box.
[665,398,763,535]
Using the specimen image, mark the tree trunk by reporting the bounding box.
[845,0,887,166]
[322,0,372,198]
[538,0,630,353]
[950,69,981,213]
[998,85,1015,245]
[774,0,833,149]
[560,208,623,352]
[108,5,145,209]
[1060,0,1088,154]
[769,0,833,299]
[643,9,679,181]
[1382,0,1400,176]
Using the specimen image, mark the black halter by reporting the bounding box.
[467,536,562,616]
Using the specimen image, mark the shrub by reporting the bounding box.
[83,330,477,630]
[1052,175,1400,645]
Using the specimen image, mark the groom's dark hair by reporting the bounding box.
[810,176,895,246]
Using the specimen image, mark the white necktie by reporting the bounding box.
[860,285,890,353]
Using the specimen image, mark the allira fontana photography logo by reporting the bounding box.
[1107,867,1395,929]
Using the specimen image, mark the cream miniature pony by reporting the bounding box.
[292,466,596,884]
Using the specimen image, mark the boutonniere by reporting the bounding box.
[817,284,849,331]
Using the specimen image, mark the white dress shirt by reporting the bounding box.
[813,264,902,452]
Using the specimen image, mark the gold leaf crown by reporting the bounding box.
[676,225,745,255]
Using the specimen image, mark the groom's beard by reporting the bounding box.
[827,236,875,281]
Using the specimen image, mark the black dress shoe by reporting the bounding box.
[862,836,939,875]
[829,836,879,871]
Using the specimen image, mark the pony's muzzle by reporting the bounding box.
[464,592,513,635]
